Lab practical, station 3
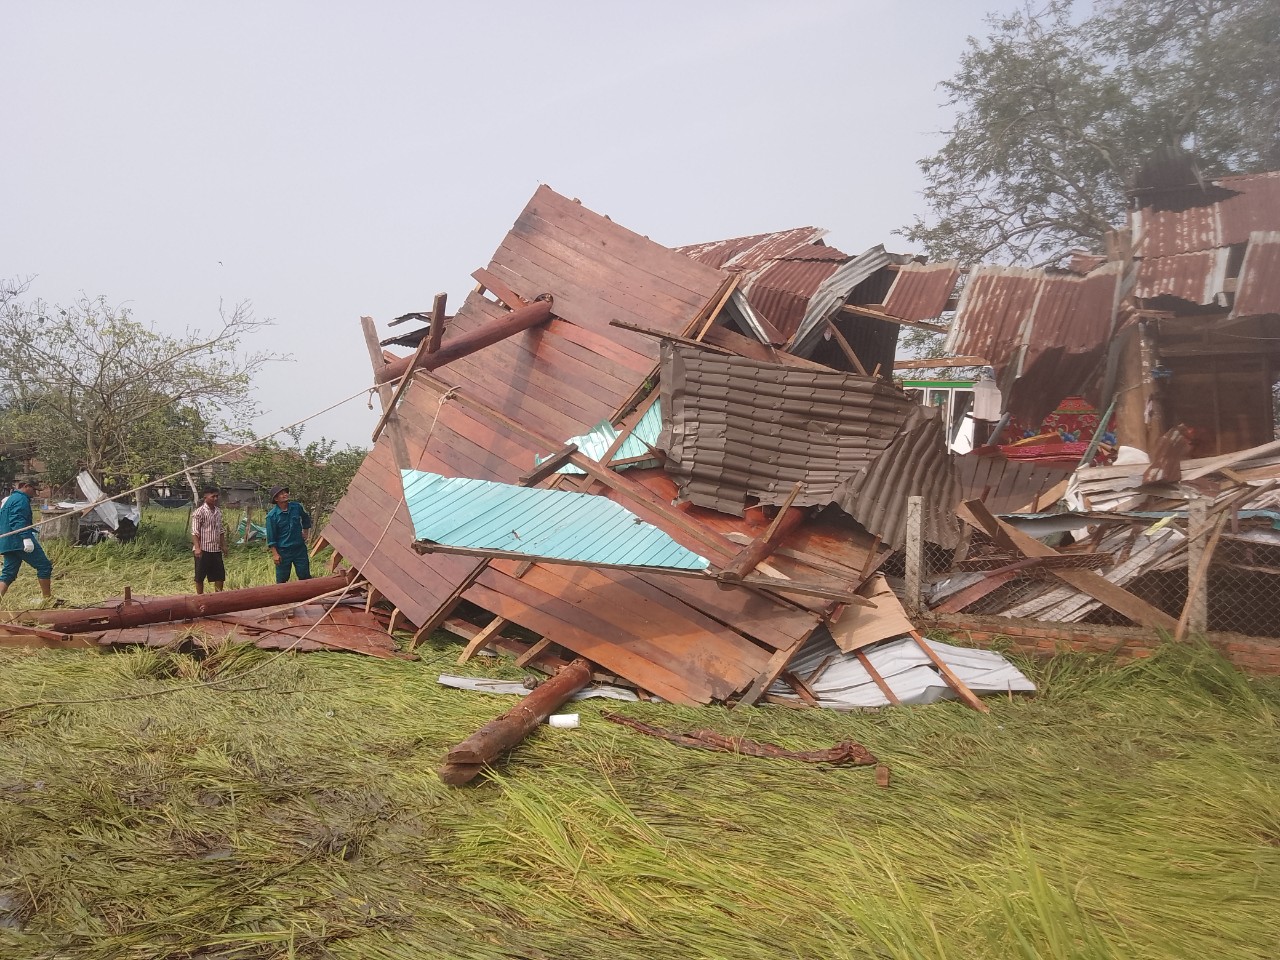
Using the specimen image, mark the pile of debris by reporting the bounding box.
[0,572,404,660]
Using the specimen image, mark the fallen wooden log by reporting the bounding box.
[440,657,593,786]
[10,571,357,635]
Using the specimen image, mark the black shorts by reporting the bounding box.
[194,551,226,584]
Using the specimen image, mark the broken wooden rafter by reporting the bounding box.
[841,304,948,333]
[823,319,868,375]
[720,485,808,584]
[376,296,554,384]
[426,292,448,354]
[471,268,529,310]
[893,356,989,370]
[909,630,989,713]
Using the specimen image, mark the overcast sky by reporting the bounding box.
[3,1,1003,449]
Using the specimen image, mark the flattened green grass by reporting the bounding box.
[0,532,1277,958]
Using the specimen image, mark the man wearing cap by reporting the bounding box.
[265,485,312,583]
[191,486,227,594]
[0,479,54,604]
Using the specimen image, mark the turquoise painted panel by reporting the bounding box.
[400,469,709,571]
[535,399,664,475]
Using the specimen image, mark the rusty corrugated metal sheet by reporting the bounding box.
[1133,249,1231,305]
[1068,252,1109,275]
[945,263,1121,424]
[880,262,961,322]
[790,246,908,356]
[740,256,841,340]
[1231,231,1280,319]
[1132,171,1280,257]
[677,227,827,272]
[656,342,959,548]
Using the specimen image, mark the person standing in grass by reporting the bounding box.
[191,486,227,594]
[265,485,312,583]
[0,479,54,605]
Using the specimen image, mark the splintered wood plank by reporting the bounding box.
[737,642,805,707]
[855,650,900,705]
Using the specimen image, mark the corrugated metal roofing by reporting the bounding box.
[1231,231,1280,320]
[401,469,710,570]
[1133,249,1231,305]
[739,256,841,339]
[1068,252,1109,275]
[945,263,1121,423]
[1132,171,1280,258]
[677,227,828,272]
[880,262,961,322]
[656,342,959,548]
[789,246,908,356]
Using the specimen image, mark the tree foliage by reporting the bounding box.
[905,0,1280,267]
[0,280,282,489]
[224,428,366,521]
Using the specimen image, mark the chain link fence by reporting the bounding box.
[903,497,1280,639]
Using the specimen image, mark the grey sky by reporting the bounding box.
[3,1,1000,449]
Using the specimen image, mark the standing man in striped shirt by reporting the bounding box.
[191,486,227,594]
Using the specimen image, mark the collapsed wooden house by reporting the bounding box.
[905,164,1280,640]
[323,186,994,710]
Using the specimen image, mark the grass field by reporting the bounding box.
[0,512,1277,958]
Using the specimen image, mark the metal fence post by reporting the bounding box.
[1186,498,1210,635]
[905,495,924,616]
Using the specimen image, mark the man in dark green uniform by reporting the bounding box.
[265,485,312,583]
[0,479,54,604]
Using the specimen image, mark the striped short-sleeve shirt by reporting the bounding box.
[191,503,224,552]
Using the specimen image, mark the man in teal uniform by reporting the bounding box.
[265,485,312,583]
[0,479,54,604]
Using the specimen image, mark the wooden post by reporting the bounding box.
[360,316,411,470]
[439,657,592,786]
[19,572,356,634]
[376,297,553,384]
[426,292,448,354]
[904,495,924,616]
[1186,498,1210,635]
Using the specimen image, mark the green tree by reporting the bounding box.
[225,428,366,523]
[905,0,1280,267]
[0,285,282,490]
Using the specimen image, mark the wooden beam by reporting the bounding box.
[470,269,528,310]
[514,637,554,668]
[893,356,989,370]
[842,304,948,333]
[440,658,593,785]
[376,297,553,383]
[608,319,737,356]
[426,292,448,354]
[371,334,432,442]
[720,494,807,583]
[824,319,868,375]
[855,650,900,705]
[360,316,412,469]
[517,444,579,487]
[909,630,989,713]
[457,616,510,664]
[412,540,869,603]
